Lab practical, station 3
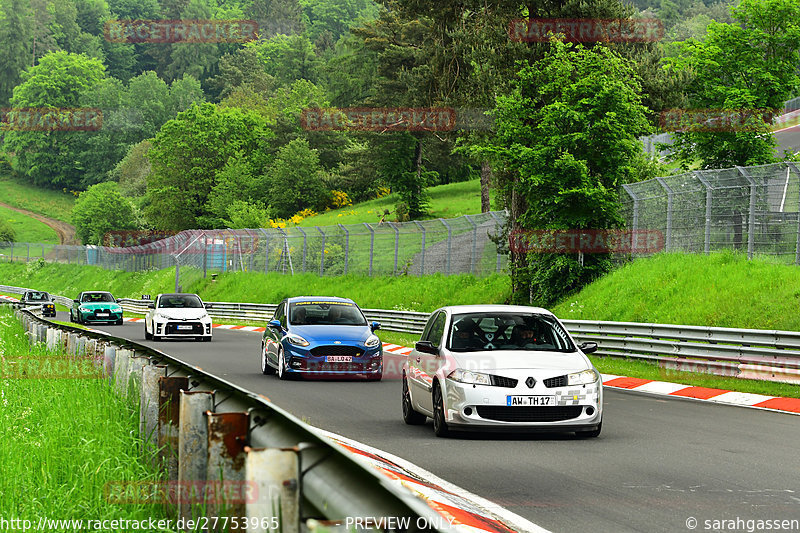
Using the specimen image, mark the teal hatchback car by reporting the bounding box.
[70,291,124,325]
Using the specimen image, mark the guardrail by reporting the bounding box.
[4,284,799,384]
[7,305,455,532]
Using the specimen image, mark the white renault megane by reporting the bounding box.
[402,305,602,438]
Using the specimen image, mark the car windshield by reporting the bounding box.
[159,295,203,308]
[82,292,115,303]
[448,312,575,353]
[26,292,49,301]
[289,301,366,326]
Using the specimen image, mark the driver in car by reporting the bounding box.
[451,318,484,350]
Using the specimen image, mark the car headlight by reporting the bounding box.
[568,369,599,385]
[79,306,89,313]
[448,368,491,386]
[285,334,310,347]
[154,313,168,320]
[365,334,380,347]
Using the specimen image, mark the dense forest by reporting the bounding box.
[0,0,798,301]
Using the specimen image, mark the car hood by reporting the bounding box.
[156,308,209,320]
[449,350,590,373]
[289,325,372,344]
[79,303,121,310]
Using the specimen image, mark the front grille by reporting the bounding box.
[297,360,369,372]
[310,345,364,357]
[165,322,204,334]
[91,310,115,319]
[544,375,568,388]
[490,375,519,388]
[476,406,583,422]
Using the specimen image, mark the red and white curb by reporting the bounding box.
[601,374,800,415]
[318,429,549,533]
[0,295,20,302]
[123,317,266,332]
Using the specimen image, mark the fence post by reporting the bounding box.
[737,166,757,259]
[174,256,180,293]
[10,241,13,262]
[316,226,325,276]
[440,218,452,274]
[413,221,426,275]
[655,177,674,252]
[26,243,29,262]
[203,237,208,278]
[488,211,505,273]
[364,222,375,276]
[296,227,307,273]
[338,223,349,275]
[264,230,271,273]
[789,163,800,265]
[464,215,478,274]
[694,171,713,254]
[387,222,399,275]
[622,184,639,253]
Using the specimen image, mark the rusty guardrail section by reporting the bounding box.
[9,305,450,533]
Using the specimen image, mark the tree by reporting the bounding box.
[72,182,137,244]
[483,40,652,304]
[109,139,152,198]
[667,0,800,169]
[266,138,330,219]
[247,33,320,87]
[3,51,106,190]
[0,219,16,242]
[145,103,274,229]
[0,0,34,106]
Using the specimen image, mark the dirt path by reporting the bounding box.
[0,201,78,244]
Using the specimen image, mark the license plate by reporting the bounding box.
[326,356,352,363]
[177,325,193,331]
[507,395,556,406]
[96,312,109,317]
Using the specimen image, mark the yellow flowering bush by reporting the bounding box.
[330,190,352,208]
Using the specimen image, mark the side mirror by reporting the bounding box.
[415,340,439,355]
[204,303,212,309]
[147,302,155,309]
[371,321,381,332]
[579,341,598,354]
[73,299,80,304]
[268,319,282,330]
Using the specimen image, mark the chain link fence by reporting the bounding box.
[622,162,800,261]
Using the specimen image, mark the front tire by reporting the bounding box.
[277,347,290,380]
[144,323,152,340]
[432,383,451,438]
[261,343,276,375]
[115,318,123,325]
[402,375,426,425]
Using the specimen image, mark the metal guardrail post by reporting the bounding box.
[655,177,674,252]
[464,215,478,274]
[621,184,639,253]
[364,223,374,276]
[178,390,214,522]
[440,219,452,274]
[316,226,325,276]
[339,224,349,275]
[141,364,167,465]
[206,412,249,520]
[387,222,399,275]
[159,376,189,482]
[245,448,301,533]
[694,171,713,254]
[737,166,757,259]
[413,221,426,275]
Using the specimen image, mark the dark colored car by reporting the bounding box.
[70,291,124,325]
[20,291,56,317]
[260,296,382,381]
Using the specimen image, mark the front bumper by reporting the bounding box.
[80,310,123,322]
[283,344,383,377]
[153,319,212,338]
[441,378,602,431]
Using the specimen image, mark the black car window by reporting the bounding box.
[82,293,115,303]
[159,295,203,308]
[425,312,446,348]
[26,292,48,301]
[274,302,286,328]
[448,312,576,353]
[288,301,367,326]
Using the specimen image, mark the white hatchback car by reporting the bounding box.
[402,305,602,438]
[144,293,213,342]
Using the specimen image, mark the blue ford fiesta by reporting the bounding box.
[260,296,383,381]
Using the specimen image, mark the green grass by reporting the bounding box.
[297,180,487,227]
[0,172,76,223]
[552,251,800,330]
[0,308,172,528]
[0,204,59,243]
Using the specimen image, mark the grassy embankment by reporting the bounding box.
[0,306,171,528]
[3,252,800,398]
[0,172,76,222]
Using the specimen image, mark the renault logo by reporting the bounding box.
[525,377,536,388]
